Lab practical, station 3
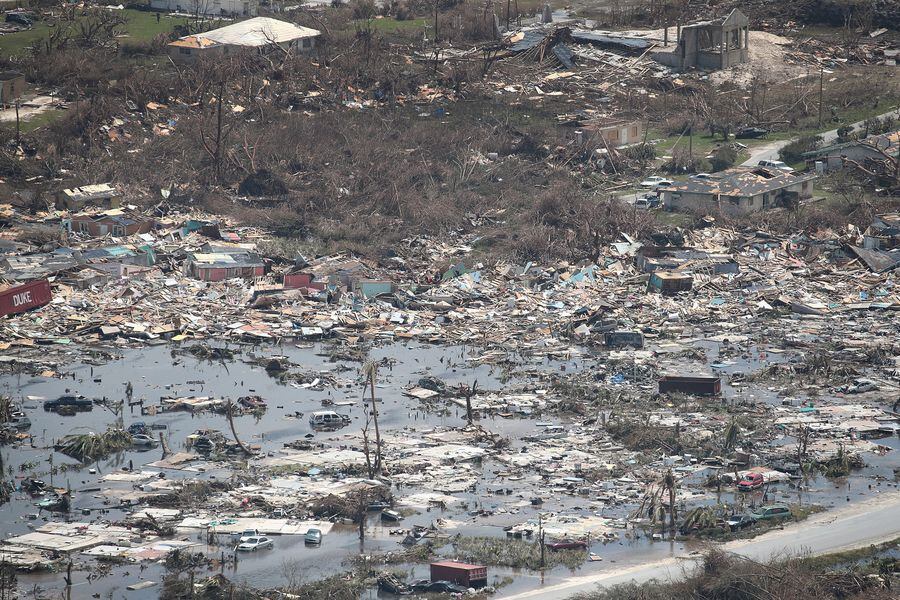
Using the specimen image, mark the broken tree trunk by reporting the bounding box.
[365,362,383,475]
[226,399,253,456]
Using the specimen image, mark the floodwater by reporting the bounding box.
[0,338,896,599]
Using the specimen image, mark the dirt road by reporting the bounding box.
[741,107,900,167]
[498,491,900,600]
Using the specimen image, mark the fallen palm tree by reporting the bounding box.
[55,428,132,462]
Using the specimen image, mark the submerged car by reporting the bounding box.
[43,395,93,412]
[304,528,322,545]
[750,504,791,521]
[238,529,260,543]
[726,514,757,531]
[131,434,158,447]
[737,472,765,491]
[547,539,588,551]
[309,411,351,429]
[128,422,148,435]
[238,395,267,409]
[380,509,403,522]
[236,536,273,551]
[7,415,31,429]
[411,580,468,594]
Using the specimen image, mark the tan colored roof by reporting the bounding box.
[168,36,220,49]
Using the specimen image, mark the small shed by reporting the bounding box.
[659,375,721,396]
[0,71,25,106]
[429,560,487,588]
[648,271,693,294]
[604,331,645,348]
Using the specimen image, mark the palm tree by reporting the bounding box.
[723,418,739,453]
[663,469,677,531]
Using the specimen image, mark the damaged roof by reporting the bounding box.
[59,183,118,200]
[660,167,817,198]
[195,17,320,48]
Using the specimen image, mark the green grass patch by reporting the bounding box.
[799,536,900,571]
[0,9,191,57]
[118,10,192,41]
[653,210,695,228]
[18,108,66,133]
[449,536,586,571]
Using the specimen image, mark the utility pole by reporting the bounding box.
[14,100,20,147]
[538,513,545,568]
[688,123,693,167]
[818,68,824,128]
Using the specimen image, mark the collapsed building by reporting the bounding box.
[654,9,750,71]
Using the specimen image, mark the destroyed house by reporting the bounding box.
[864,213,900,250]
[168,17,320,63]
[803,130,899,172]
[654,9,750,71]
[65,210,155,238]
[283,269,327,293]
[583,117,644,148]
[636,247,739,276]
[56,183,121,211]
[659,167,816,215]
[82,245,156,268]
[186,247,265,281]
[0,251,80,282]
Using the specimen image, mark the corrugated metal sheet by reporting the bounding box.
[0,279,52,317]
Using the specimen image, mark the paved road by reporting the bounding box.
[741,107,900,166]
[499,491,900,600]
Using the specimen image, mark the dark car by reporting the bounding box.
[43,395,93,412]
[735,127,769,139]
[128,422,148,435]
[726,514,756,531]
[5,12,33,27]
[750,504,792,521]
[547,539,588,551]
[411,580,468,594]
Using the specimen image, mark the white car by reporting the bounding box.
[690,172,713,179]
[131,434,157,447]
[640,176,674,188]
[237,536,273,551]
[238,529,260,543]
[757,160,794,173]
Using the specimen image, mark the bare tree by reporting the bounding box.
[362,361,383,475]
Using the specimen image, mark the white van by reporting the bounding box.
[309,411,351,428]
[757,160,794,173]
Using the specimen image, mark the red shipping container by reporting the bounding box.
[429,561,488,588]
[0,279,52,317]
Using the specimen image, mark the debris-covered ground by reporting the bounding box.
[0,211,898,598]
